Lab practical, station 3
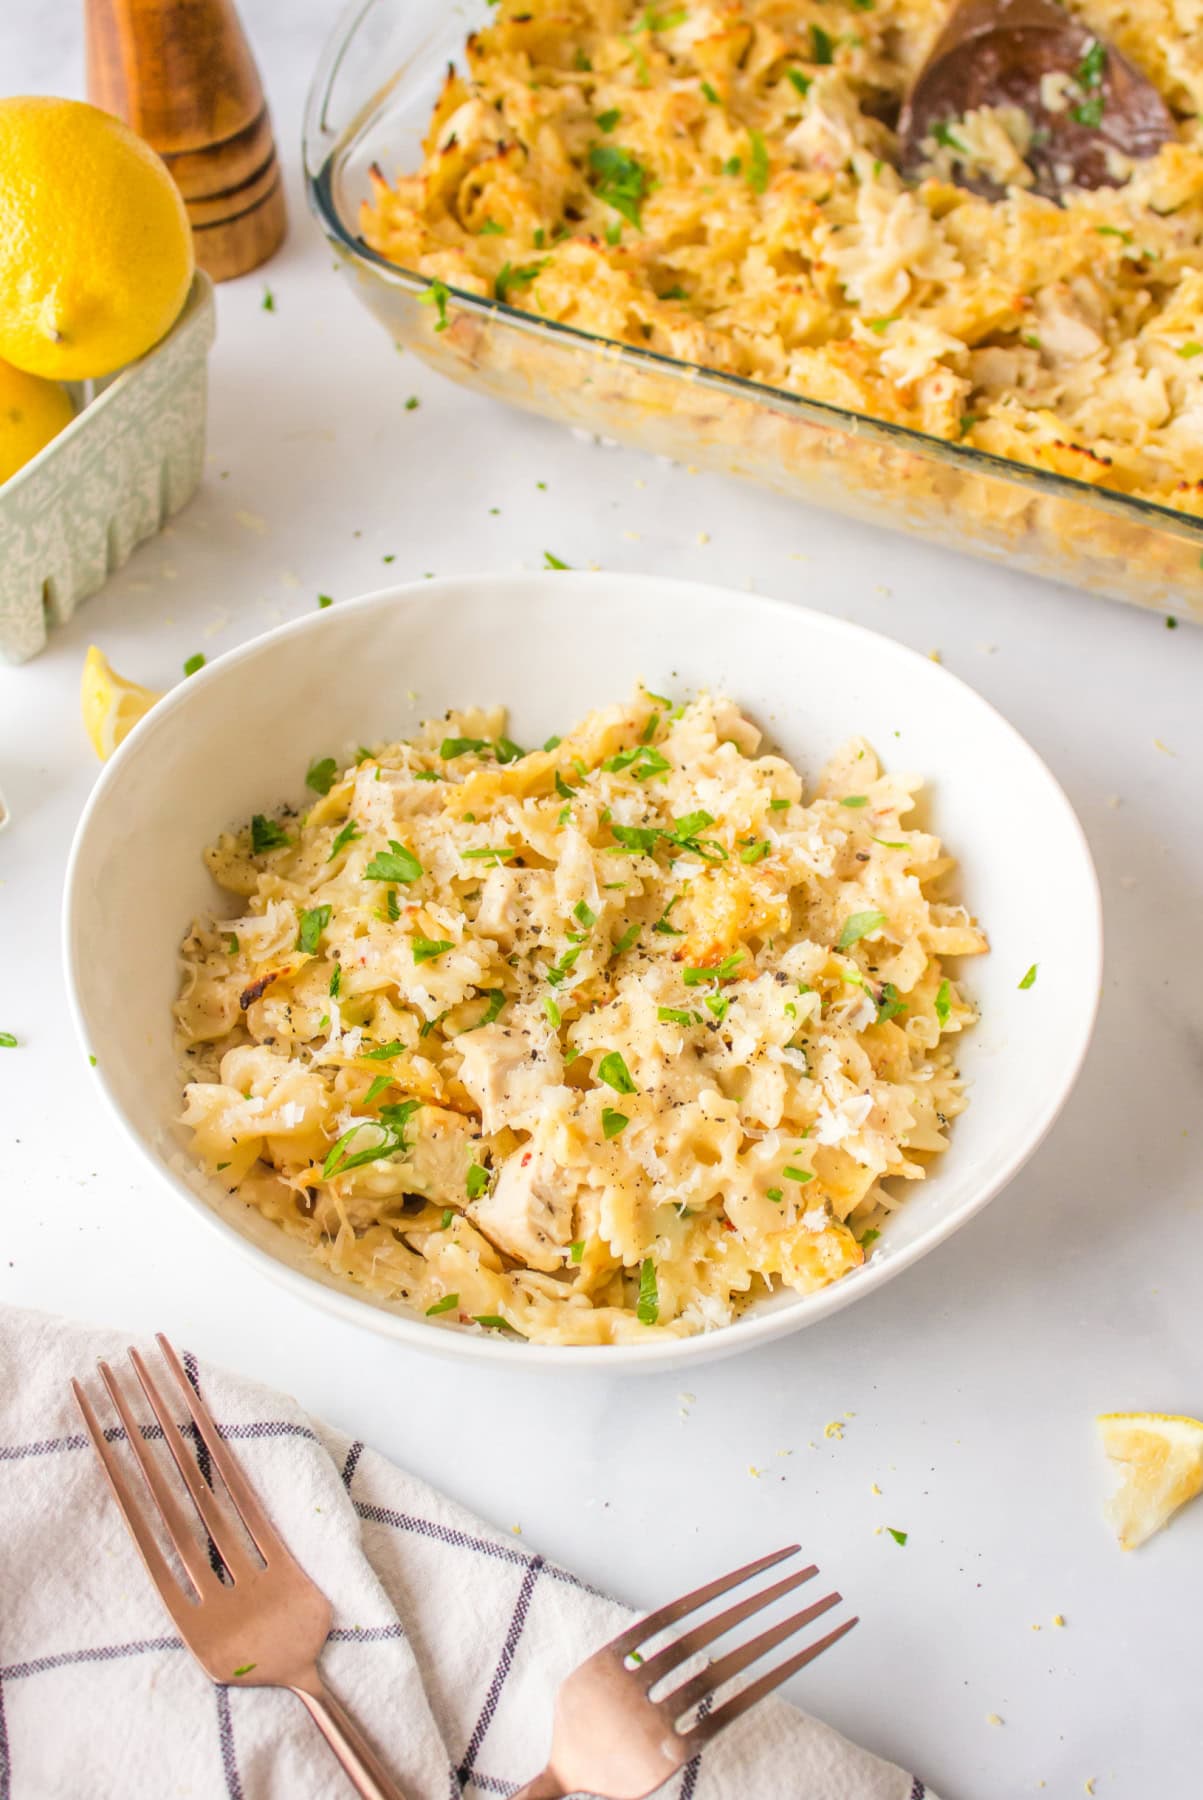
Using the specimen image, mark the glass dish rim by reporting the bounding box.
[302,0,1203,557]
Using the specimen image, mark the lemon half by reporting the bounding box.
[81,646,163,760]
[1098,1412,1203,1550]
[0,97,193,381]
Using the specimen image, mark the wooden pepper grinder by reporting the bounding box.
[85,0,286,281]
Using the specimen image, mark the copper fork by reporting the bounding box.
[512,1544,857,1799]
[72,1334,406,1800]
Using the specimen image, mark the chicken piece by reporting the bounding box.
[455,1020,560,1132]
[471,1143,576,1272]
[473,866,529,950]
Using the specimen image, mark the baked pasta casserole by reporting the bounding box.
[361,0,1203,520]
[176,690,986,1344]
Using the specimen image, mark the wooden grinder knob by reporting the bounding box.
[85,0,286,282]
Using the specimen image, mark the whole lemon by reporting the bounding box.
[0,354,74,483]
[0,96,194,381]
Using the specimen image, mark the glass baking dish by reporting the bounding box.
[304,0,1203,621]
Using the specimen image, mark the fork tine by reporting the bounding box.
[127,1347,259,1579]
[606,1544,802,1659]
[683,1614,859,1745]
[95,1360,218,1598]
[150,1334,286,1563]
[72,1379,196,1628]
[660,1589,842,1716]
[637,1564,818,1687]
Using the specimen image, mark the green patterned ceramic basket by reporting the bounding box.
[0,271,215,663]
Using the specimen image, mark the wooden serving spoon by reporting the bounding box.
[898,0,1175,198]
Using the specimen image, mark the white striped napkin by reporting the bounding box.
[0,1306,933,1800]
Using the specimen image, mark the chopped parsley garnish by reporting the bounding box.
[225,933,239,955]
[723,156,742,177]
[494,736,526,764]
[364,840,423,883]
[612,923,640,956]
[1018,963,1038,990]
[426,1293,458,1315]
[598,1050,636,1093]
[544,550,571,569]
[323,1101,420,1178]
[837,909,886,951]
[467,988,506,1029]
[183,652,205,677]
[766,1186,783,1202]
[589,144,649,229]
[297,905,331,955]
[362,1075,391,1107]
[811,23,835,63]
[466,1162,490,1199]
[932,120,965,152]
[596,108,621,132]
[868,316,897,333]
[704,993,729,1022]
[232,1663,257,1677]
[636,1257,660,1324]
[653,895,683,934]
[701,79,720,103]
[555,772,575,801]
[935,978,951,1026]
[413,937,453,964]
[544,734,563,751]
[546,945,582,986]
[0,1032,17,1048]
[1076,37,1106,89]
[683,950,745,985]
[328,819,361,861]
[770,797,790,810]
[328,965,341,998]
[605,220,623,246]
[786,68,811,98]
[440,1208,454,1229]
[569,1240,585,1263]
[658,1006,696,1026]
[317,594,334,609]
[1096,225,1133,244]
[740,840,770,864]
[473,1315,512,1331]
[419,277,450,331]
[858,1227,880,1247]
[544,997,561,1027]
[574,899,596,928]
[887,1527,908,1546]
[441,735,487,758]
[873,836,910,850]
[479,218,505,235]
[1071,95,1104,128]
[611,823,661,853]
[747,129,769,193]
[840,795,869,808]
[602,1107,629,1138]
[603,743,671,781]
[783,1165,814,1184]
[363,1039,404,1060]
[413,770,440,782]
[876,982,907,1024]
[495,259,547,305]
[1177,342,1203,358]
[461,845,517,864]
[251,814,290,854]
[306,756,338,796]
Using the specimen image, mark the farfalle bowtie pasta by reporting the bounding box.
[176,690,986,1344]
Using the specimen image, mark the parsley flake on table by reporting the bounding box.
[0,1032,17,1048]
[598,1051,636,1094]
[364,840,423,883]
[887,1527,908,1546]
[305,756,338,796]
[1018,963,1038,989]
[317,594,334,609]
[544,550,571,569]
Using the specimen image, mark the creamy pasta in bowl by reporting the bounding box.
[64,573,1102,1367]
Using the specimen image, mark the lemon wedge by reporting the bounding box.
[1098,1412,1203,1550]
[81,646,162,760]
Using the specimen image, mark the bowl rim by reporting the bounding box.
[63,570,1103,1371]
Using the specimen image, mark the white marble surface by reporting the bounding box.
[2,6,1201,1796]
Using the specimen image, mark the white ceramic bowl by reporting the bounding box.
[64,573,1101,1370]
